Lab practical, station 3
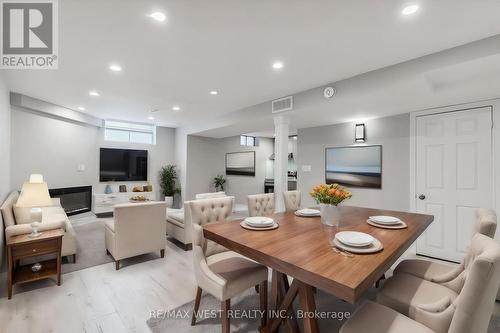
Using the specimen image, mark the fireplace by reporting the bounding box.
[49,186,92,216]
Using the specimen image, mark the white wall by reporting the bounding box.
[185,135,274,204]
[10,107,176,197]
[297,113,410,210]
[0,76,11,267]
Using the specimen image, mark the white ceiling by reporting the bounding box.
[3,0,500,134]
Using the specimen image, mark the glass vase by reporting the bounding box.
[319,204,340,227]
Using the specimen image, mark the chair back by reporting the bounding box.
[474,208,497,238]
[247,193,275,217]
[188,197,233,258]
[195,191,227,200]
[113,201,167,258]
[448,234,500,333]
[283,190,301,212]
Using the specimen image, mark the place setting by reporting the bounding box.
[366,215,407,229]
[294,208,321,217]
[330,231,384,255]
[240,216,279,231]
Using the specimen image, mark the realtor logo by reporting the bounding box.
[1,0,58,69]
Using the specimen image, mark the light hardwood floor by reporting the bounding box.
[0,241,196,333]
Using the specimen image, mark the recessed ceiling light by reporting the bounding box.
[272,61,284,70]
[149,12,166,22]
[209,90,218,95]
[89,91,100,97]
[109,64,122,72]
[148,116,155,120]
[77,106,85,111]
[172,106,181,111]
[402,4,419,15]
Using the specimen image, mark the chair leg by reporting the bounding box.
[160,249,165,258]
[221,299,230,333]
[259,281,268,329]
[115,260,120,270]
[191,287,202,326]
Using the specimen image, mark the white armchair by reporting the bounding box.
[105,201,167,270]
[187,197,268,332]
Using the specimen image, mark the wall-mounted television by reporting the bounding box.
[325,145,382,188]
[226,151,256,176]
[99,148,148,182]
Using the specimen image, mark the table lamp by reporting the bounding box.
[16,174,53,237]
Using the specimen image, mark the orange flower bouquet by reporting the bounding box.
[310,183,352,226]
[309,183,352,206]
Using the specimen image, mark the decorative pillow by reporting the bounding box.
[13,204,34,224]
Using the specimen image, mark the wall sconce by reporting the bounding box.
[355,123,365,142]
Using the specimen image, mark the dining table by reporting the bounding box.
[203,205,434,333]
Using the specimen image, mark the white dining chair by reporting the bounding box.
[187,197,268,332]
[283,190,301,212]
[247,193,275,216]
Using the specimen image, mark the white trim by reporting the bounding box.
[409,98,500,242]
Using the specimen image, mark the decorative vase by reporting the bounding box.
[320,204,341,227]
[164,196,173,208]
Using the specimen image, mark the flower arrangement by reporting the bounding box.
[309,183,352,206]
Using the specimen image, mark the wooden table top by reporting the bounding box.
[203,206,433,303]
[7,229,64,246]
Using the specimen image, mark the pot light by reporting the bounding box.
[89,91,100,97]
[77,106,85,111]
[172,106,181,111]
[210,90,218,95]
[402,4,419,15]
[272,61,284,70]
[148,116,155,120]
[149,12,166,22]
[109,64,122,72]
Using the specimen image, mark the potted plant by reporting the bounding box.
[213,175,226,192]
[309,183,352,226]
[159,165,180,208]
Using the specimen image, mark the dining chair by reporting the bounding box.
[247,193,275,216]
[283,190,301,212]
[394,208,499,300]
[340,233,500,333]
[187,197,268,333]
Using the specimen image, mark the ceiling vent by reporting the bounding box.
[272,96,293,114]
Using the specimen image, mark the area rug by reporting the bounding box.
[147,287,500,333]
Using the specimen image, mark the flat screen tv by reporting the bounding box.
[99,148,148,182]
[325,145,382,188]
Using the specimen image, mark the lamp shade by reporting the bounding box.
[16,181,53,207]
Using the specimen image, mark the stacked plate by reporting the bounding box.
[332,231,383,254]
[240,216,278,230]
[294,208,321,217]
[367,215,406,229]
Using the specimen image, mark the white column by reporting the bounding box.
[274,115,290,212]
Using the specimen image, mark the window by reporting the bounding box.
[104,120,156,144]
[240,135,257,146]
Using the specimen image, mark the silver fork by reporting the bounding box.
[333,247,355,257]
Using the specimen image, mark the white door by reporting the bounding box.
[415,107,493,262]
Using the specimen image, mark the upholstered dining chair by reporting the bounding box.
[283,190,301,212]
[187,197,268,333]
[340,233,500,333]
[247,193,275,217]
[394,208,499,300]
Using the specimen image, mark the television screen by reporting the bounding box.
[100,148,148,182]
[325,145,382,188]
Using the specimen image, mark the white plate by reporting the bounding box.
[335,231,374,247]
[244,216,274,227]
[369,215,401,225]
[296,208,320,216]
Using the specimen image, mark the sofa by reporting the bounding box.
[0,191,78,260]
[105,201,167,270]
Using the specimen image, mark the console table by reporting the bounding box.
[7,229,64,299]
[93,191,156,215]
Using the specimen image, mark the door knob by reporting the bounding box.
[418,194,426,200]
